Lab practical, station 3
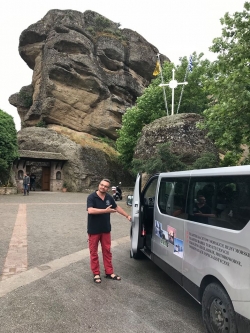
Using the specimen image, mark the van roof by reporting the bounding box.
[159,165,250,178]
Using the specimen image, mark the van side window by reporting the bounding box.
[187,175,250,230]
[142,178,158,237]
[158,178,189,219]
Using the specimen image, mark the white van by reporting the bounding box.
[130,166,250,333]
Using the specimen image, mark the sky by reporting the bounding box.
[0,0,247,131]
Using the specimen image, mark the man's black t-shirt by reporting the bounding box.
[87,191,117,234]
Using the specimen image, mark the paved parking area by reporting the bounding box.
[0,192,204,333]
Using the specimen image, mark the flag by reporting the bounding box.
[153,60,161,76]
[188,55,193,72]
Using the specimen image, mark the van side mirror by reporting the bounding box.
[127,194,133,206]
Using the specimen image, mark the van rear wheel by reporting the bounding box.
[202,282,237,333]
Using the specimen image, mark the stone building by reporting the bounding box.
[13,150,67,192]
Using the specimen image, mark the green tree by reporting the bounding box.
[191,152,219,169]
[175,53,212,115]
[202,2,250,164]
[131,145,219,175]
[117,54,212,169]
[0,110,18,185]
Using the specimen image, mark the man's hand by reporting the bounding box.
[106,205,117,213]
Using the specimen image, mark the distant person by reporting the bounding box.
[116,183,122,197]
[30,173,36,191]
[202,184,215,208]
[23,173,30,196]
[87,178,131,284]
[193,195,216,224]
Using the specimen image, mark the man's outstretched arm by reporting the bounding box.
[115,206,131,221]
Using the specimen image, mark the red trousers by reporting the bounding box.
[88,233,113,275]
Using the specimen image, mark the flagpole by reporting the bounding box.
[177,55,192,114]
[171,69,175,115]
[176,61,188,114]
[157,53,169,116]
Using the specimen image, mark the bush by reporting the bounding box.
[36,120,47,128]
[19,90,33,108]
[86,26,96,36]
[95,16,112,30]
[192,152,219,169]
[0,110,18,185]
[131,143,187,175]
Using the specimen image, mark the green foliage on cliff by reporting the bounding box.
[95,16,113,30]
[131,144,219,175]
[0,110,18,185]
[191,152,219,170]
[36,120,47,128]
[131,143,187,175]
[19,90,33,108]
[86,15,127,43]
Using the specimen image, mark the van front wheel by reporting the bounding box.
[202,283,237,333]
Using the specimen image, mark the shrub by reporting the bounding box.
[192,152,219,169]
[131,143,187,175]
[0,110,18,185]
[19,90,33,108]
[36,120,47,128]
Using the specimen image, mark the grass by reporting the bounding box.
[49,125,119,160]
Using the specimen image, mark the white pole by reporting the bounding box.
[157,53,169,116]
[171,69,175,116]
[177,58,189,114]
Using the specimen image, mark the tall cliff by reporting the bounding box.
[9,9,168,139]
[9,9,168,189]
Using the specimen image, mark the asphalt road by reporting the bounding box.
[0,192,205,333]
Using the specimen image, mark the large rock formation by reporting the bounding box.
[9,9,169,189]
[9,9,168,139]
[134,113,219,167]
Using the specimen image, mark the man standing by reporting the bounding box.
[87,178,131,284]
[23,173,30,196]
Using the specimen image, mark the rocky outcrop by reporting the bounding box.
[9,9,168,139]
[9,9,170,190]
[9,85,34,125]
[17,126,134,190]
[134,113,219,166]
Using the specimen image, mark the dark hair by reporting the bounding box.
[101,178,111,184]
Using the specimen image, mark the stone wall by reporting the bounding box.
[0,187,17,195]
